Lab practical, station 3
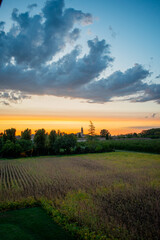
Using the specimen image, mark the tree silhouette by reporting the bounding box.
[3,128,16,143]
[88,121,95,136]
[100,129,110,139]
[34,129,47,155]
[0,0,3,7]
[21,128,31,140]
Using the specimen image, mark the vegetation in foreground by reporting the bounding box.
[0,152,160,240]
[0,206,75,240]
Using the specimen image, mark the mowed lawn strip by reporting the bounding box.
[0,207,76,240]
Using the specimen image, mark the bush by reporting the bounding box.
[74,141,113,154]
[18,139,33,157]
[74,142,88,154]
[54,134,77,154]
[1,140,22,158]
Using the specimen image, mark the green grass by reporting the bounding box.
[0,207,76,240]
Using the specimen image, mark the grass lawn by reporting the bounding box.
[0,207,76,240]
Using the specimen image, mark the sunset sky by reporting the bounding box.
[0,0,160,135]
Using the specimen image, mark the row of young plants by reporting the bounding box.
[0,197,111,240]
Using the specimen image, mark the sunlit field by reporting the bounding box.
[0,152,160,240]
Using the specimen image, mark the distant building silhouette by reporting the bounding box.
[77,127,84,138]
[81,127,83,135]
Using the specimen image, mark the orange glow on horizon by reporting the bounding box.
[0,114,160,135]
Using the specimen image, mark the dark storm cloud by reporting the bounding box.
[0,0,160,104]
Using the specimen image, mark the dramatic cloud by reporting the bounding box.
[0,0,160,104]
[133,84,160,104]
[0,90,30,105]
[72,64,151,102]
[0,0,92,68]
[0,37,112,93]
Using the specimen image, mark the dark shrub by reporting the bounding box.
[54,134,77,154]
[1,140,22,158]
[18,139,33,157]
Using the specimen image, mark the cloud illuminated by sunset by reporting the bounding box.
[0,0,160,133]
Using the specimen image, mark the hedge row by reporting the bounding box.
[107,139,160,154]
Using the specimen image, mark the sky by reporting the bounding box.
[0,0,160,135]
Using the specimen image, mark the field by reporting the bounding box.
[0,152,160,239]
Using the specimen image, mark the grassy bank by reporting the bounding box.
[0,206,75,240]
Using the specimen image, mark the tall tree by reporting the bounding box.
[88,121,95,136]
[34,129,47,155]
[100,129,110,139]
[3,128,16,143]
[21,128,31,140]
[48,130,57,154]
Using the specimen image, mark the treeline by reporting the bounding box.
[0,128,113,158]
[0,128,159,158]
[141,128,160,139]
[107,139,160,154]
[117,128,160,139]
